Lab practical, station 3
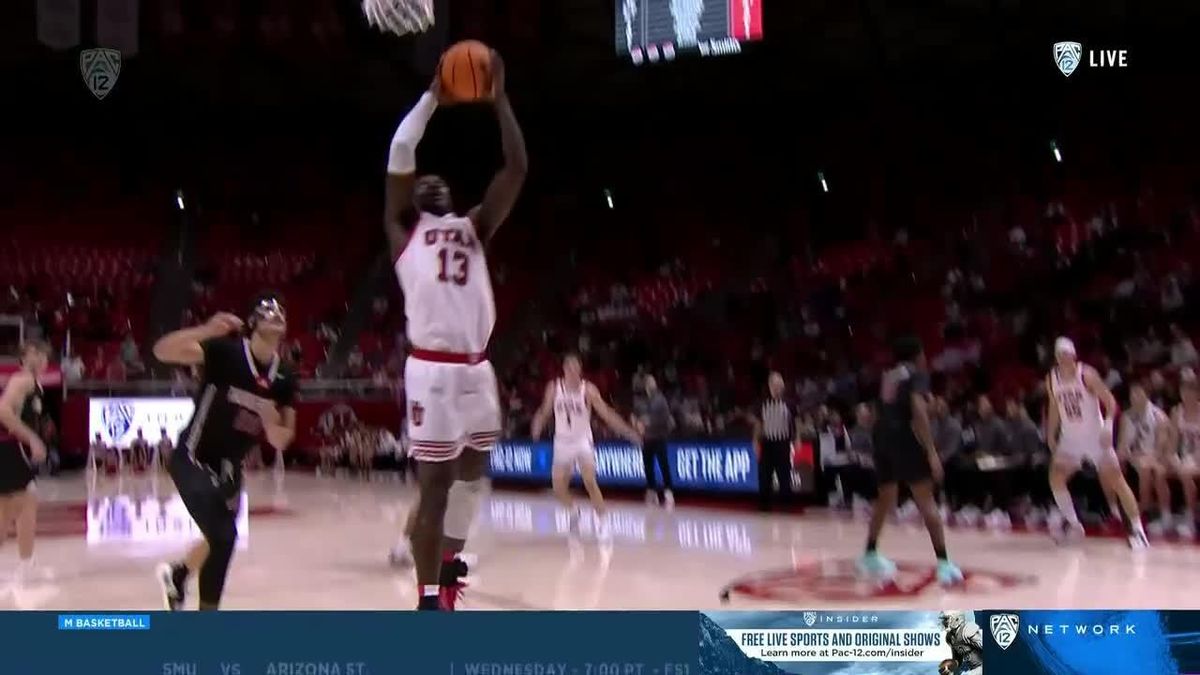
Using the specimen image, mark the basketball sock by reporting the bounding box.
[865,537,878,554]
[1051,485,1081,526]
[418,585,441,611]
[933,544,948,561]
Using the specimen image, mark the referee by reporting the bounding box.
[753,372,795,511]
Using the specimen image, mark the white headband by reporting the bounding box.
[1054,337,1076,356]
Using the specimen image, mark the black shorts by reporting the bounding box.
[872,429,931,485]
[0,441,37,495]
[168,450,242,540]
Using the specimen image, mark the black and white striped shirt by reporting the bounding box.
[760,398,794,441]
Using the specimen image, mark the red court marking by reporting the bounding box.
[725,559,1036,603]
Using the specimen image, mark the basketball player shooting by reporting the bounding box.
[530,354,641,541]
[1045,337,1148,548]
[152,295,298,610]
[0,340,52,584]
[859,337,962,586]
[384,49,527,610]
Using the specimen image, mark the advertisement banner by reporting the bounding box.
[979,609,1198,675]
[88,397,194,448]
[704,611,974,674]
[490,440,816,494]
[84,397,403,455]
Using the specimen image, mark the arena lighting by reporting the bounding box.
[604,188,614,209]
[818,171,829,193]
[175,189,185,210]
[1051,140,1063,163]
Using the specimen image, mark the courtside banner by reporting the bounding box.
[490,440,816,494]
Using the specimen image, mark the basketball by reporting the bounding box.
[438,40,493,103]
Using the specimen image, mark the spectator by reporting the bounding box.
[61,353,85,383]
[105,354,128,382]
[971,395,1016,529]
[930,396,964,509]
[1006,397,1048,520]
[633,375,675,509]
[1169,324,1198,370]
[845,404,877,516]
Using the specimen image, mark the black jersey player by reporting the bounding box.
[0,339,52,583]
[152,294,298,610]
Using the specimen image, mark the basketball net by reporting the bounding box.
[363,0,434,36]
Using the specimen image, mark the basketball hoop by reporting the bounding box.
[363,0,434,36]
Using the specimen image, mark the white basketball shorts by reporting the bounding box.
[552,440,595,470]
[404,356,501,463]
[1054,435,1119,470]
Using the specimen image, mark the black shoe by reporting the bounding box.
[417,594,442,611]
[156,562,186,611]
[438,557,470,586]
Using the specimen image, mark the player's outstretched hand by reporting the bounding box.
[205,312,244,335]
[490,50,506,100]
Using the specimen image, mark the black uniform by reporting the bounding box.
[872,363,932,485]
[169,336,296,546]
[0,378,43,495]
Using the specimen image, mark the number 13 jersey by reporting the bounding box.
[395,211,496,354]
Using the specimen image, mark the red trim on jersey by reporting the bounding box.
[410,348,488,365]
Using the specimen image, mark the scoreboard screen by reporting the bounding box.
[616,0,763,65]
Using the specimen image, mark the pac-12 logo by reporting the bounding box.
[102,401,134,442]
[410,401,425,427]
[803,611,817,627]
[80,47,122,100]
[990,613,1020,650]
[1053,42,1083,77]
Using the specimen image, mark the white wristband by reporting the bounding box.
[387,92,438,175]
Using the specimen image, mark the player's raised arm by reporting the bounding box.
[385,77,443,259]
[530,381,557,439]
[586,383,642,445]
[153,313,243,366]
[469,52,528,243]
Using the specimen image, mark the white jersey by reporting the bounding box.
[395,212,496,354]
[1121,404,1167,456]
[1050,365,1103,442]
[553,379,593,447]
[1173,404,1200,458]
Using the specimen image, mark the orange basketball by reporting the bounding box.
[438,40,493,103]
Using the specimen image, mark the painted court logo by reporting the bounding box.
[80,48,122,100]
[1053,42,1082,77]
[720,559,1035,603]
[990,613,1020,650]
